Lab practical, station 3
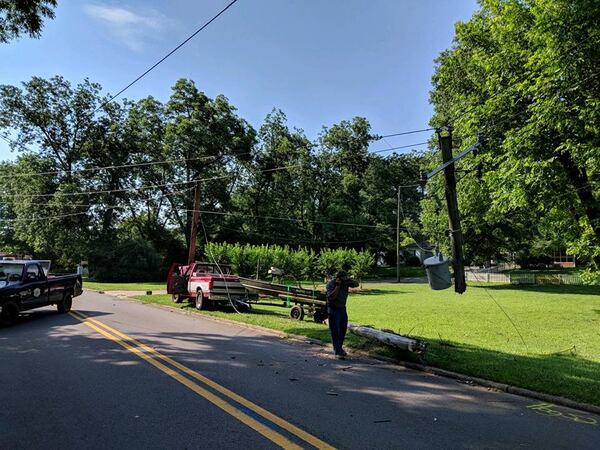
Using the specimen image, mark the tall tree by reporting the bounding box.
[0,0,56,43]
[137,79,256,246]
[427,0,600,269]
[231,109,314,245]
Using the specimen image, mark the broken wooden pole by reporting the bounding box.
[348,324,427,354]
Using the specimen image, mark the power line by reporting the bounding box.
[8,186,196,209]
[467,269,528,352]
[374,128,435,140]
[0,211,89,223]
[0,164,301,199]
[0,149,252,179]
[370,141,429,154]
[95,0,240,112]
[219,225,381,245]
[182,208,396,230]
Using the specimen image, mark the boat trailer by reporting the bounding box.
[239,278,328,323]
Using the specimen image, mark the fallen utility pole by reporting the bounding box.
[348,324,427,354]
[187,180,201,265]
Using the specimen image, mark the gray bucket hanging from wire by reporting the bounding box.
[424,253,452,290]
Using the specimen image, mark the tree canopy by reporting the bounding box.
[0,76,421,276]
[0,0,57,43]
[426,0,600,271]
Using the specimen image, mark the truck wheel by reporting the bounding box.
[1,301,19,325]
[289,305,304,321]
[195,289,205,310]
[172,294,183,303]
[57,294,73,313]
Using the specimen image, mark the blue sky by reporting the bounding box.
[0,0,479,161]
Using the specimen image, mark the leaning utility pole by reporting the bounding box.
[396,187,401,282]
[187,180,201,265]
[437,128,466,294]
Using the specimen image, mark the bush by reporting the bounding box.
[580,269,600,286]
[201,243,374,283]
[351,251,374,288]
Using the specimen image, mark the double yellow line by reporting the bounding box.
[69,310,334,450]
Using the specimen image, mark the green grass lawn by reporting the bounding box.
[133,282,600,406]
[371,265,425,278]
[84,280,166,291]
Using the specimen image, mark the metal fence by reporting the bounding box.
[465,271,584,285]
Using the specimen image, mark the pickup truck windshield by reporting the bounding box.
[0,263,24,281]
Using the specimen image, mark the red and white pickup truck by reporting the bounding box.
[166,262,257,311]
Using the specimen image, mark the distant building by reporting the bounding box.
[553,249,576,268]
[400,242,434,263]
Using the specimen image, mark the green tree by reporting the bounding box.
[427,0,600,270]
[0,0,57,43]
[351,250,374,288]
[231,109,314,245]
[155,79,256,247]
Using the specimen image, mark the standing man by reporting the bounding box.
[326,270,358,359]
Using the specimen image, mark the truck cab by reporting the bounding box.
[167,262,257,311]
[0,260,83,325]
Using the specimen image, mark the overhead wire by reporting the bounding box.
[466,269,529,352]
[370,141,429,155]
[0,150,254,179]
[374,128,435,139]
[94,0,240,112]
[181,209,396,230]
[0,164,301,199]
[218,225,383,245]
[199,208,244,314]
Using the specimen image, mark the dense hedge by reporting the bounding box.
[204,242,373,285]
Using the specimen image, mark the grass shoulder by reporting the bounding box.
[84,280,166,291]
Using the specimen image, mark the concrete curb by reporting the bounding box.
[99,290,600,416]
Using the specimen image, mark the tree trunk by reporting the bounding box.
[558,151,600,269]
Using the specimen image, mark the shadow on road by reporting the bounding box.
[2,300,599,449]
[0,307,109,330]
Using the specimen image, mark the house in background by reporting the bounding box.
[400,242,434,263]
[553,249,576,268]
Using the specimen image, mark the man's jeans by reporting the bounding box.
[328,306,348,354]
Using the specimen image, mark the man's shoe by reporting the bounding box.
[335,354,346,360]
[339,349,348,357]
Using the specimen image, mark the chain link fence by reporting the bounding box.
[466,271,583,285]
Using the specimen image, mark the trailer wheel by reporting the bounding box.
[290,305,304,321]
[57,294,72,313]
[313,308,328,324]
[172,294,183,303]
[195,289,206,310]
[1,301,19,325]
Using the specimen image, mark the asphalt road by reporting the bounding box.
[1,291,598,449]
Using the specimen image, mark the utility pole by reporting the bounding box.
[437,127,466,294]
[187,180,201,265]
[396,187,401,283]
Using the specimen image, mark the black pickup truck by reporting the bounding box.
[0,260,83,325]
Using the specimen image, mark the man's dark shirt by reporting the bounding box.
[326,278,350,309]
